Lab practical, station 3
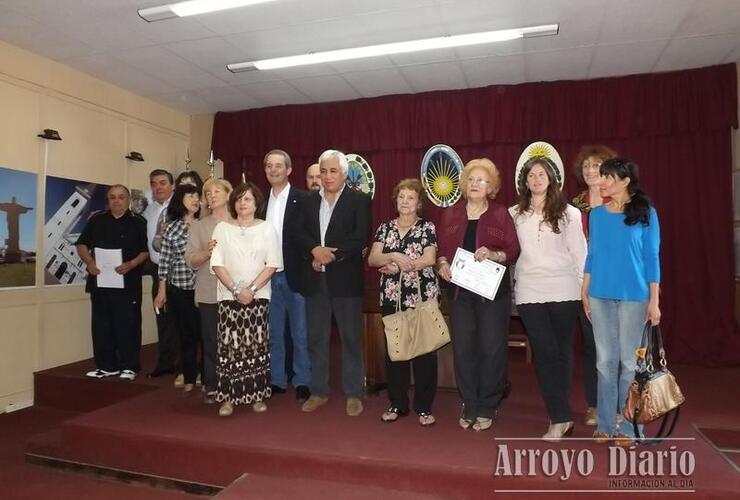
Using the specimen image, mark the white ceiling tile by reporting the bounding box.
[525,46,593,82]
[341,68,413,97]
[236,81,312,107]
[63,54,180,95]
[589,40,668,78]
[113,47,231,90]
[288,75,361,102]
[460,55,526,87]
[677,0,740,36]
[655,33,740,71]
[166,37,246,71]
[399,61,468,93]
[191,87,260,112]
[599,0,695,43]
[139,17,217,44]
[150,91,215,114]
[0,10,94,60]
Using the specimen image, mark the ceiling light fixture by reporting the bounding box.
[138,0,278,22]
[227,23,559,72]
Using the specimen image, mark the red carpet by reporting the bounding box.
[21,346,740,499]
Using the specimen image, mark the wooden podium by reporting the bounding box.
[362,288,531,393]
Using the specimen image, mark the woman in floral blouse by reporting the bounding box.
[368,178,439,427]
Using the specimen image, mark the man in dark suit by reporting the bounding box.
[295,150,372,417]
[262,149,312,402]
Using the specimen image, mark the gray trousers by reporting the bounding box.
[305,274,364,399]
[198,302,218,393]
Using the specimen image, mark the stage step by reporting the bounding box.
[215,473,448,500]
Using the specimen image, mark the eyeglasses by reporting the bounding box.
[466,178,490,185]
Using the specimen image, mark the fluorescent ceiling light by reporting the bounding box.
[227,24,559,72]
[138,0,278,22]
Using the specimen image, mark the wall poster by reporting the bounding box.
[44,175,109,286]
[0,166,37,288]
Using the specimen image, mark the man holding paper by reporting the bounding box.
[76,185,149,380]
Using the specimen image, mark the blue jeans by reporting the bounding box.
[269,272,311,388]
[589,297,647,436]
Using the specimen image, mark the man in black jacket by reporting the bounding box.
[262,149,311,402]
[294,150,372,416]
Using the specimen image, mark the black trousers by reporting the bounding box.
[384,349,437,414]
[578,307,598,408]
[167,284,200,384]
[90,289,141,372]
[146,262,178,371]
[448,288,510,420]
[518,300,580,424]
[198,302,218,393]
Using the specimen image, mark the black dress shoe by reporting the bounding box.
[147,367,175,378]
[270,384,286,394]
[295,385,310,402]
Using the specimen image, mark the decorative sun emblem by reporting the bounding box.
[421,144,463,207]
[527,144,551,158]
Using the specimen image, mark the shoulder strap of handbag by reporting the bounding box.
[632,324,680,445]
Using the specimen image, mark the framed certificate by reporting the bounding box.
[450,247,506,300]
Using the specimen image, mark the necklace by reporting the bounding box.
[466,202,487,219]
[236,219,255,235]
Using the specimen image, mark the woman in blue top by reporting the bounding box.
[581,158,661,447]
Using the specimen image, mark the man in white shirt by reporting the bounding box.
[263,150,312,402]
[142,169,177,378]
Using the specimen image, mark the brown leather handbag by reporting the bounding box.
[623,324,685,441]
[383,273,450,362]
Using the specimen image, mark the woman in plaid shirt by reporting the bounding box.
[154,183,202,392]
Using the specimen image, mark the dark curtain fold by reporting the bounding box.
[212,63,740,366]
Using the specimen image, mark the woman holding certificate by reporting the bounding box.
[509,156,587,441]
[582,158,660,446]
[436,159,519,432]
[368,178,440,427]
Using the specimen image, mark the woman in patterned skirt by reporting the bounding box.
[210,182,282,417]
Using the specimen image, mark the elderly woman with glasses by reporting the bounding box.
[436,158,519,432]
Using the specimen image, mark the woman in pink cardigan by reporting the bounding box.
[436,158,519,432]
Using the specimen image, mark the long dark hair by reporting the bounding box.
[167,183,201,221]
[599,158,651,226]
[515,156,567,233]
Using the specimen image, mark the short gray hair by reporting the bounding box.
[318,149,348,174]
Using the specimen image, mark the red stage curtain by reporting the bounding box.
[212,64,739,365]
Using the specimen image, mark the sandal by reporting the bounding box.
[473,417,493,432]
[380,406,409,423]
[459,417,474,430]
[418,412,436,427]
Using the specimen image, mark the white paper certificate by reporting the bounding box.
[95,248,124,289]
[450,247,506,300]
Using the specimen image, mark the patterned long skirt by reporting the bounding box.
[216,299,272,406]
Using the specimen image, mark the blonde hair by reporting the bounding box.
[460,158,501,199]
[201,178,233,216]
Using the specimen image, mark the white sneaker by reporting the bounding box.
[86,369,120,379]
[119,370,136,381]
[173,373,184,388]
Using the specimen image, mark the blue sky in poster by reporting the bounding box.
[0,166,37,253]
[44,176,109,236]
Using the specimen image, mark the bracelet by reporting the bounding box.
[230,283,242,296]
[248,283,258,294]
